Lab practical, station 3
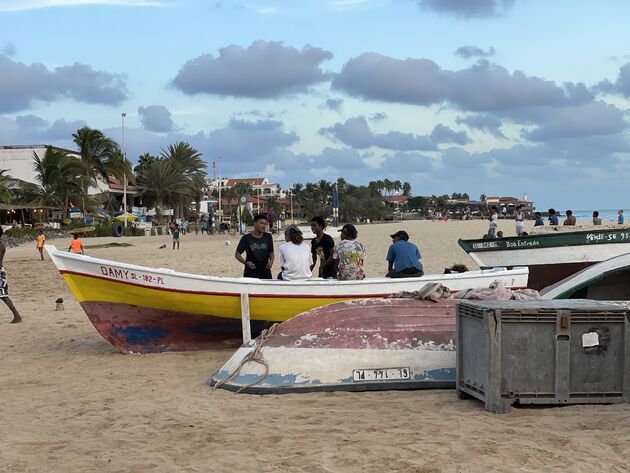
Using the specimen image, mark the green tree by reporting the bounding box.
[30,147,85,214]
[72,127,119,195]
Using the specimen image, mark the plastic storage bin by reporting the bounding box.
[456,300,630,413]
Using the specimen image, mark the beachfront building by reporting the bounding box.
[207,177,284,198]
[0,144,139,211]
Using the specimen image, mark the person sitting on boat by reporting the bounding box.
[310,216,337,279]
[386,230,424,278]
[334,223,366,280]
[235,214,274,279]
[278,225,312,281]
[534,212,544,226]
[514,205,525,236]
[592,211,602,225]
[548,208,559,226]
[68,234,84,255]
[618,209,625,225]
[563,210,576,226]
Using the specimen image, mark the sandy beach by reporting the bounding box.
[1,219,629,473]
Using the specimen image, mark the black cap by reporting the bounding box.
[338,223,358,238]
[390,230,409,241]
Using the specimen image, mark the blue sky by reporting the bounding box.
[2,0,630,210]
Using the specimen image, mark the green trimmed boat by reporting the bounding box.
[459,226,630,290]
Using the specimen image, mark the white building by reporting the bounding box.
[0,144,137,203]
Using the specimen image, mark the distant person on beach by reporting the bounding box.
[278,225,312,281]
[310,216,336,279]
[37,229,45,261]
[496,231,504,238]
[515,205,525,236]
[68,234,84,255]
[386,230,424,278]
[172,224,180,249]
[486,206,498,238]
[548,209,559,226]
[563,210,576,226]
[334,224,366,280]
[235,214,274,279]
[534,212,544,226]
[618,209,625,225]
[592,211,602,225]
[0,227,22,323]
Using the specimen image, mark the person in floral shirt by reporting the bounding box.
[333,224,366,280]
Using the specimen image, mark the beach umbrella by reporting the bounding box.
[113,212,137,222]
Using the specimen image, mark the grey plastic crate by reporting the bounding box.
[456,300,630,413]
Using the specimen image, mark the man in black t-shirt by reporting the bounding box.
[234,214,274,279]
[310,216,337,279]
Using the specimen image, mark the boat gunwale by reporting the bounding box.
[46,244,529,289]
[458,227,630,253]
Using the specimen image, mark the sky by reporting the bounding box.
[1,0,630,210]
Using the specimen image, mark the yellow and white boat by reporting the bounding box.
[45,245,528,354]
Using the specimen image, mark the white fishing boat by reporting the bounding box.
[458,225,630,290]
[45,244,528,353]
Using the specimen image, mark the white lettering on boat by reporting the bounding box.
[505,239,540,248]
[99,265,165,285]
[472,241,500,249]
[586,232,630,243]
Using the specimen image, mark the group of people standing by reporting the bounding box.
[234,214,424,281]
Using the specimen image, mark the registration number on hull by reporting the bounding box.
[352,367,411,382]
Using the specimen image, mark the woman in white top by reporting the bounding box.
[514,204,525,236]
[278,225,313,281]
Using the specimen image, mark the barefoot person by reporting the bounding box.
[310,216,336,278]
[68,234,84,255]
[0,227,22,323]
[37,229,45,261]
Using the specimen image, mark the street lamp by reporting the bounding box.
[121,112,127,228]
[289,188,293,224]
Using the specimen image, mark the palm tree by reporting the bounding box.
[138,158,190,216]
[0,169,15,203]
[72,127,119,194]
[159,142,207,218]
[31,147,85,214]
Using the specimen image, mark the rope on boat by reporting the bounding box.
[213,323,278,393]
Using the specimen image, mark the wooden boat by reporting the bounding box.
[458,225,630,290]
[540,252,630,300]
[209,298,457,394]
[44,244,528,354]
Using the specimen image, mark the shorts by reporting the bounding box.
[0,267,9,298]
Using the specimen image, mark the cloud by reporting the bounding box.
[597,63,630,98]
[0,0,176,12]
[454,45,495,59]
[370,112,387,121]
[456,113,506,138]
[0,114,86,145]
[333,55,590,113]
[320,116,437,150]
[171,40,333,98]
[430,124,471,145]
[138,105,174,133]
[2,42,16,56]
[520,102,628,141]
[0,55,128,113]
[418,0,515,18]
[322,98,343,112]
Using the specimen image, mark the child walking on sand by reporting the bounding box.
[37,229,45,261]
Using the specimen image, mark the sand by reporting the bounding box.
[1,219,629,473]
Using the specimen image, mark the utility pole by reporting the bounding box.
[121,112,127,228]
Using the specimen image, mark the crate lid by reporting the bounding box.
[456,299,627,312]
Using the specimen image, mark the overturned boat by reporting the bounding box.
[45,244,527,354]
[210,298,457,394]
